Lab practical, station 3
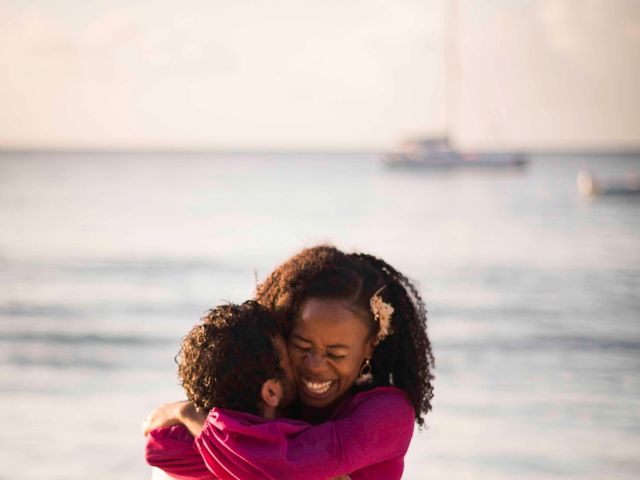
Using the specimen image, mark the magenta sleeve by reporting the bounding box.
[194,388,415,480]
[145,425,218,480]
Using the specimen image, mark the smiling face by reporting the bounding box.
[288,297,375,409]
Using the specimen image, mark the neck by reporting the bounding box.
[261,404,277,419]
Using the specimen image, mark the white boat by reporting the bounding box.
[383,136,528,169]
[577,170,640,197]
[384,1,529,171]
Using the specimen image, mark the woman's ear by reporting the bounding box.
[261,379,283,408]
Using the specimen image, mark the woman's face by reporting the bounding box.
[288,297,374,408]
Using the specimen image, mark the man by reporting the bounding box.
[143,301,296,479]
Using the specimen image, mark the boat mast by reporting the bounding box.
[444,0,460,148]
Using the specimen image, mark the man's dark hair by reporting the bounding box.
[177,301,283,415]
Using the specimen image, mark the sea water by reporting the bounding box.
[1,151,639,479]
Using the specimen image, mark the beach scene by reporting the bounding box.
[1,1,639,479]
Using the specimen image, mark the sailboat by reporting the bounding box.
[383,1,528,170]
[383,136,527,169]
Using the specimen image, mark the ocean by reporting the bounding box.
[1,151,639,479]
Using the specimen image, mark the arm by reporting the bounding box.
[179,403,208,437]
[143,401,212,480]
[194,388,414,480]
[143,401,207,437]
[146,424,349,480]
[145,425,217,480]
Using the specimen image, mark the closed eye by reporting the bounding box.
[292,343,311,352]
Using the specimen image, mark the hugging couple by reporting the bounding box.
[143,245,435,480]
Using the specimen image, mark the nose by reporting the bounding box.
[304,352,327,374]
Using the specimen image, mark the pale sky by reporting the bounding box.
[0,0,638,150]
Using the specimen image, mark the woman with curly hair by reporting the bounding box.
[254,245,434,425]
[146,245,434,480]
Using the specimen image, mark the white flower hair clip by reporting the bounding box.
[370,286,394,344]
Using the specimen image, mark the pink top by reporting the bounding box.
[146,425,214,480]
[146,386,415,480]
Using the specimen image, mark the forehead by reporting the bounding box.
[293,298,370,345]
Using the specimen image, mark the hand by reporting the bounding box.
[142,400,190,436]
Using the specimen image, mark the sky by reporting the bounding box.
[0,0,638,151]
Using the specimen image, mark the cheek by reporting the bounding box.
[287,349,304,371]
[336,359,361,383]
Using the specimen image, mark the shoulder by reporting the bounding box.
[349,386,414,416]
[337,386,415,435]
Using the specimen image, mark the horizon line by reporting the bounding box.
[1,145,640,156]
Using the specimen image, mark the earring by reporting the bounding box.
[355,358,373,386]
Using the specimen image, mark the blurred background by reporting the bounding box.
[1,1,639,479]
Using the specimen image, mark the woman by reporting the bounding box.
[147,245,434,479]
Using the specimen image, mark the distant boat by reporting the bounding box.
[382,136,528,169]
[577,170,640,197]
[384,1,530,171]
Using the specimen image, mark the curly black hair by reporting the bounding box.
[176,301,284,415]
[256,245,435,426]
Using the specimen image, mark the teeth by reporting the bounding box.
[303,378,332,394]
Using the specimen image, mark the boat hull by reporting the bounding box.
[383,151,528,169]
